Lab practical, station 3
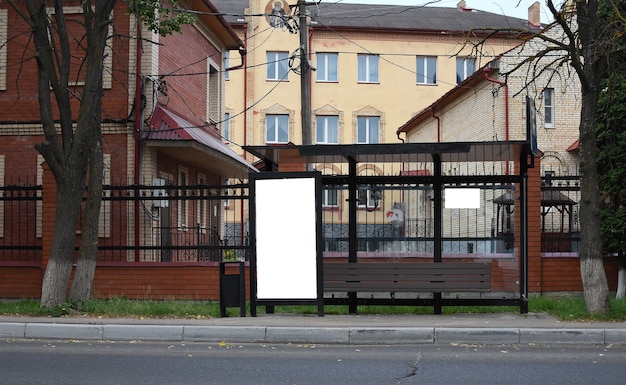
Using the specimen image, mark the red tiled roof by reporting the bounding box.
[566,139,579,152]
[146,104,256,175]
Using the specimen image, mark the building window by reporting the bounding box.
[456,57,475,83]
[266,51,289,80]
[323,188,339,207]
[357,54,379,83]
[416,56,437,84]
[357,116,379,144]
[266,114,289,143]
[223,113,230,142]
[206,63,219,124]
[316,115,339,144]
[178,167,189,229]
[0,9,7,91]
[316,52,338,82]
[224,51,230,80]
[544,88,555,128]
[357,186,381,209]
[198,173,207,230]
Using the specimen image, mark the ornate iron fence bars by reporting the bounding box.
[0,176,580,264]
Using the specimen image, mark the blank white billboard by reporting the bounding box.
[445,188,481,209]
[254,177,318,300]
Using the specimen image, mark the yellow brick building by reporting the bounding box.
[213,0,541,254]
[214,0,538,152]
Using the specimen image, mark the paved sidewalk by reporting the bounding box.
[1,313,625,345]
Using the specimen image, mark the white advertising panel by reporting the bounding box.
[445,188,481,209]
[255,177,318,300]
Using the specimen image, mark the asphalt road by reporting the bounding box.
[1,339,625,385]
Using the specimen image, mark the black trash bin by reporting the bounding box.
[219,261,246,317]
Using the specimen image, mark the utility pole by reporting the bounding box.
[298,0,312,146]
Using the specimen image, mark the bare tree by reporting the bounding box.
[467,0,626,313]
[8,0,193,308]
[9,0,115,308]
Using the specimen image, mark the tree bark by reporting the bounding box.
[40,173,86,307]
[70,142,104,306]
[67,2,110,306]
[576,0,610,314]
[9,0,115,307]
[617,267,626,299]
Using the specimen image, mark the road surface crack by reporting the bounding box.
[396,352,421,383]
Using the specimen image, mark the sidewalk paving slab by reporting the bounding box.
[1,313,625,345]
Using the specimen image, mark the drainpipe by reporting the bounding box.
[134,15,143,262]
[240,25,248,249]
[225,46,247,72]
[483,67,509,141]
[242,25,248,148]
[483,67,510,174]
[430,107,441,142]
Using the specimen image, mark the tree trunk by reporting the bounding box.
[617,267,626,299]
[69,141,104,306]
[578,89,610,314]
[576,0,610,314]
[40,175,86,307]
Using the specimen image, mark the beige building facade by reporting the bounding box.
[211,0,542,254]
[397,15,582,250]
[398,14,581,177]
[215,0,539,154]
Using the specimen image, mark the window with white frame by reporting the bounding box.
[357,183,381,209]
[322,187,339,208]
[316,115,339,144]
[456,57,475,83]
[223,178,230,209]
[544,88,555,128]
[416,56,437,84]
[357,54,379,83]
[223,113,230,142]
[0,9,7,91]
[266,114,289,143]
[316,52,338,82]
[47,7,113,88]
[178,167,189,229]
[357,116,379,144]
[206,63,219,124]
[224,51,230,80]
[266,51,289,80]
[198,173,207,230]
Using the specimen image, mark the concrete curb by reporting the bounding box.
[2,322,626,345]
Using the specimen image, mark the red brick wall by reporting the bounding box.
[541,257,619,292]
[0,2,131,122]
[526,156,543,292]
[0,266,42,298]
[158,22,222,127]
[92,264,221,300]
[0,135,44,181]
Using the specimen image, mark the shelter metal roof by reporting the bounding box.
[244,141,529,166]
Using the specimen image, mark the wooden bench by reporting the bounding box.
[324,262,491,294]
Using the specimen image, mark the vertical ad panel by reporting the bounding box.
[255,177,318,300]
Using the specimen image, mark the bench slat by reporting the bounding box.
[323,262,492,293]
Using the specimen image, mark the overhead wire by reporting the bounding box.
[136,1,548,148]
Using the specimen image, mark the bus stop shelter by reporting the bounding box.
[244,141,533,314]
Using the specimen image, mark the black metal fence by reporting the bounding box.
[540,174,580,253]
[95,182,250,263]
[0,183,42,262]
[320,183,517,256]
[0,174,581,263]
